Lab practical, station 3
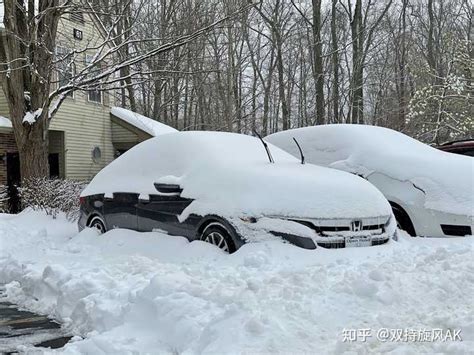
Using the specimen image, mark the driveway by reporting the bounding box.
[0,298,71,353]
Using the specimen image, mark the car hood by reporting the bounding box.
[167,161,392,221]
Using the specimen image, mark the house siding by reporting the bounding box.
[112,121,140,144]
[48,96,115,181]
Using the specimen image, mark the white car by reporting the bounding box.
[79,131,396,251]
[267,125,474,238]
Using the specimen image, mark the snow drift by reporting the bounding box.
[0,211,472,354]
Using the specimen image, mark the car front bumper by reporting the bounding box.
[230,215,395,249]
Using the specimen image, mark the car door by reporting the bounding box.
[137,193,193,236]
[103,193,139,230]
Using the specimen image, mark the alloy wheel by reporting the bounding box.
[204,231,230,252]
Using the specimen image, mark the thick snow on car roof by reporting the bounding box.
[266,124,473,215]
[111,107,178,137]
[81,131,391,220]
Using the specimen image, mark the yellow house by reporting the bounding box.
[0,6,176,200]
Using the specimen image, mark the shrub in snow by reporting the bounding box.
[19,178,85,221]
[0,184,8,213]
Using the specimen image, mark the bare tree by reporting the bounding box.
[0,0,250,180]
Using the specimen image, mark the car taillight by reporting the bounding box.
[79,197,86,205]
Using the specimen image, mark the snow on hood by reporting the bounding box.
[81,131,391,220]
[266,124,474,216]
[111,107,178,137]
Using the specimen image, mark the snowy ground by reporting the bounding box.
[0,210,472,354]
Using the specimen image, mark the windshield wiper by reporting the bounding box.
[254,130,274,163]
[293,137,305,164]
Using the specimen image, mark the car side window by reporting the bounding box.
[113,193,139,203]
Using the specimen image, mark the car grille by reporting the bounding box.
[290,218,390,249]
[291,220,386,236]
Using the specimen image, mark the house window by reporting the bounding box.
[56,46,74,97]
[85,54,103,104]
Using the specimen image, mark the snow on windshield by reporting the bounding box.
[266,125,474,215]
[81,131,391,220]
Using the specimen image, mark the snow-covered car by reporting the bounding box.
[79,131,396,252]
[266,125,474,238]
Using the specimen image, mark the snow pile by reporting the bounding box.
[0,211,472,354]
[266,125,474,215]
[0,115,12,129]
[82,131,392,221]
[111,107,178,137]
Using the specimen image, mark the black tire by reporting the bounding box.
[88,216,107,234]
[390,203,416,237]
[200,224,236,253]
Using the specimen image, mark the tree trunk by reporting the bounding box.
[331,0,339,123]
[350,0,363,124]
[17,125,49,180]
[0,0,61,180]
[275,32,289,130]
[398,0,408,129]
[312,0,325,125]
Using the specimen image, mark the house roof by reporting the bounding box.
[110,107,177,137]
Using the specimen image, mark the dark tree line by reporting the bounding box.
[108,0,472,143]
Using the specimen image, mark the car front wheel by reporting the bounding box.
[200,224,236,253]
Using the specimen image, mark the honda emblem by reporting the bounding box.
[351,220,362,232]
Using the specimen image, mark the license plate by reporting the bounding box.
[345,236,372,247]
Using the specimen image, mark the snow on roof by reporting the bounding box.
[111,107,178,137]
[0,116,12,129]
[266,124,474,216]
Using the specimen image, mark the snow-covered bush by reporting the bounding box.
[19,178,85,221]
[0,184,9,213]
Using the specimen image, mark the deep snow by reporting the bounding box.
[266,125,474,216]
[81,131,392,222]
[0,210,472,354]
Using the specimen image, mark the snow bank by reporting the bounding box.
[266,125,474,215]
[0,211,472,354]
[111,107,177,137]
[82,131,392,220]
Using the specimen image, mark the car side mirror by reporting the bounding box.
[154,183,183,195]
